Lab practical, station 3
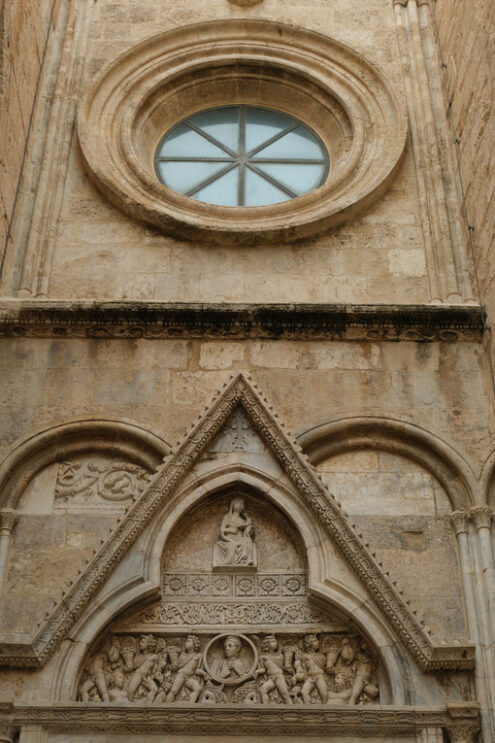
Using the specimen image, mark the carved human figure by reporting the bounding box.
[347,641,378,705]
[213,497,256,569]
[165,635,205,703]
[127,634,159,701]
[292,634,329,704]
[210,635,252,681]
[107,670,129,702]
[327,672,353,703]
[79,637,121,702]
[255,635,292,704]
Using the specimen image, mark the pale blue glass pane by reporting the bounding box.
[188,107,239,153]
[252,126,323,159]
[245,108,295,153]
[244,168,291,207]
[158,161,231,193]
[255,163,325,195]
[193,166,239,206]
[158,124,229,158]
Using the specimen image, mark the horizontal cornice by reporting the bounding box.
[0,301,485,342]
[0,702,481,737]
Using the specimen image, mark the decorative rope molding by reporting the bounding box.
[0,701,480,738]
[0,375,475,670]
[0,301,485,342]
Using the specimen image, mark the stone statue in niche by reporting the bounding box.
[78,631,379,705]
[212,496,257,571]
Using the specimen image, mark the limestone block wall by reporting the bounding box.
[434,0,495,325]
[0,0,58,265]
[2,0,472,304]
[0,335,492,643]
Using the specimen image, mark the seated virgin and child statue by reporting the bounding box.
[212,496,257,571]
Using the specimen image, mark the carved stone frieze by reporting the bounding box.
[5,703,468,737]
[0,301,485,341]
[78,631,380,706]
[163,573,306,598]
[127,601,326,627]
[54,460,151,511]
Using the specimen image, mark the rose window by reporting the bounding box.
[154,106,329,207]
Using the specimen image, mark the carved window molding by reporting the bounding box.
[77,20,407,245]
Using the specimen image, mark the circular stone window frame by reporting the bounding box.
[78,20,408,246]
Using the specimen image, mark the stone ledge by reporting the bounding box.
[1,703,479,736]
[0,300,485,341]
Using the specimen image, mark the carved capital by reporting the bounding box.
[446,702,480,743]
[447,722,480,743]
[450,510,469,535]
[393,0,408,5]
[469,506,493,531]
[0,719,14,743]
[0,509,17,536]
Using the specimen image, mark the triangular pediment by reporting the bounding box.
[0,375,474,671]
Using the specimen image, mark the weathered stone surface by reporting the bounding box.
[0,0,493,740]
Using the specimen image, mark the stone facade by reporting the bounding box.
[0,0,494,742]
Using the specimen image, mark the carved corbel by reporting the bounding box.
[450,510,469,535]
[469,506,493,531]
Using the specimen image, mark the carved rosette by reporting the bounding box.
[0,509,17,536]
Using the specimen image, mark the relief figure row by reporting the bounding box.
[79,631,379,706]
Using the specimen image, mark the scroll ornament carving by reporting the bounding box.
[135,601,324,626]
[55,461,151,504]
[78,632,379,706]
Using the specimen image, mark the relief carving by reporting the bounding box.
[55,460,151,508]
[212,496,257,571]
[163,572,306,598]
[134,600,325,627]
[78,631,379,705]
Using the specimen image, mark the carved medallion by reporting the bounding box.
[204,633,257,685]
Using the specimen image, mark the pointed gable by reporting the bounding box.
[0,375,474,671]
